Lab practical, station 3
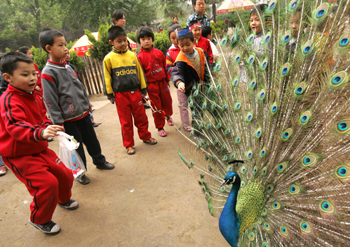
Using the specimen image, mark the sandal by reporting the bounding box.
[143,137,157,145]
[158,129,167,137]
[167,118,174,126]
[184,126,192,132]
[126,147,135,155]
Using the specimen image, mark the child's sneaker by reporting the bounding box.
[58,199,79,210]
[158,129,167,137]
[143,137,157,145]
[126,147,135,155]
[167,118,174,126]
[29,220,61,234]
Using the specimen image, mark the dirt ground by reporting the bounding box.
[0,86,229,247]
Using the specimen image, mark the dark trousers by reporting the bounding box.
[64,114,106,170]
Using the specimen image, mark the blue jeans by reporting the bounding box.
[0,156,4,167]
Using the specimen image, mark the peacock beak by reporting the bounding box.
[221,180,227,187]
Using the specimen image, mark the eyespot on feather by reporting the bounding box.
[281,128,293,141]
[301,153,318,167]
[249,79,257,89]
[294,82,308,96]
[281,30,291,44]
[300,221,312,234]
[329,71,348,88]
[312,3,330,22]
[257,89,266,101]
[260,57,268,70]
[246,150,253,159]
[246,33,255,44]
[246,111,253,122]
[301,41,315,57]
[289,0,299,12]
[260,147,267,157]
[232,77,239,87]
[255,126,262,139]
[299,110,312,125]
[319,200,335,214]
[276,161,288,173]
[335,165,350,180]
[335,119,350,134]
[281,63,291,77]
[270,102,278,115]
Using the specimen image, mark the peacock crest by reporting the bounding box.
[177,0,350,246]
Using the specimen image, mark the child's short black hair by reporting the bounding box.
[1,52,33,75]
[18,46,30,55]
[201,26,212,38]
[112,9,124,23]
[168,24,182,39]
[177,31,194,42]
[136,26,154,44]
[107,26,127,41]
[250,4,267,16]
[39,29,64,53]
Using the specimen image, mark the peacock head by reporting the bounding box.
[221,172,241,187]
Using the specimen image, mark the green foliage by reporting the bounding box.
[67,41,77,50]
[60,0,157,30]
[211,21,225,37]
[153,30,172,55]
[69,51,86,71]
[0,0,63,50]
[127,31,137,43]
[31,47,48,71]
[217,11,251,29]
[5,48,11,54]
[86,23,112,61]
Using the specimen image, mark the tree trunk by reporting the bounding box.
[212,3,216,23]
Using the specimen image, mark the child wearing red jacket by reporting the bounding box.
[189,21,213,65]
[0,52,78,234]
[137,26,173,137]
[166,24,182,76]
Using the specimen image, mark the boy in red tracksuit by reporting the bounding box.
[0,52,78,235]
[137,26,174,137]
[189,20,213,65]
[103,26,157,155]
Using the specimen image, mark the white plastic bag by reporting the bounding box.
[57,132,86,178]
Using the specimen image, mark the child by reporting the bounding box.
[171,29,210,139]
[18,46,53,142]
[40,29,114,185]
[136,26,174,137]
[0,52,78,234]
[18,46,42,91]
[240,7,267,84]
[189,20,213,65]
[201,26,219,61]
[166,25,191,132]
[103,26,157,155]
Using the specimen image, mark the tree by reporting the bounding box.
[59,0,158,31]
[0,0,63,51]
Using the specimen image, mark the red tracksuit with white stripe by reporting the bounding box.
[0,85,74,225]
[137,46,173,130]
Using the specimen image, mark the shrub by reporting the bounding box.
[153,30,172,55]
[86,23,112,61]
[31,47,48,71]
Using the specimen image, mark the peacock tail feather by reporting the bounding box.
[177,0,350,246]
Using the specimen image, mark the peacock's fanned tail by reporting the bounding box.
[178,0,350,246]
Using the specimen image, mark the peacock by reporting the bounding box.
[176,0,350,246]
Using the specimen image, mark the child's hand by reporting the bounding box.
[42,125,65,140]
[109,98,115,104]
[178,82,185,92]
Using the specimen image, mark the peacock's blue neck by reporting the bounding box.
[219,178,241,247]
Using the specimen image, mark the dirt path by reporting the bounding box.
[0,86,229,247]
